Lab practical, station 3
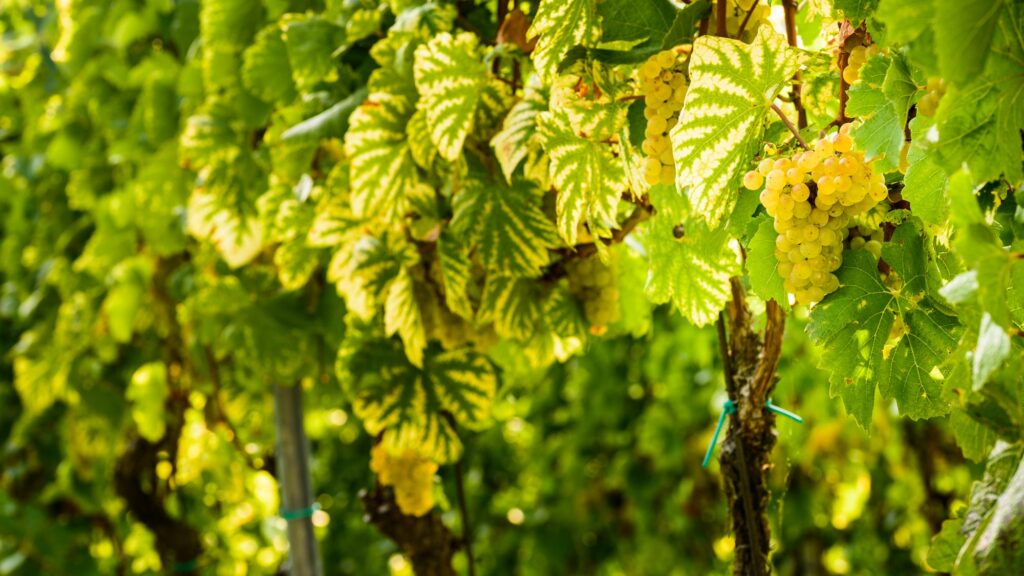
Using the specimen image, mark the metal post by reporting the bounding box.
[274,383,322,576]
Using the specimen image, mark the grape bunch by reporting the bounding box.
[916,77,946,117]
[370,443,438,517]
[639,48,689,186]
[841,44,879,85]
[566,254,620,336]
[743,124,888,305]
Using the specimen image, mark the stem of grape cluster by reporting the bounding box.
[771,104,810,150]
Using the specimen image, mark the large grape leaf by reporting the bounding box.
[537,108,625,245]
[491,82,547,183]
[807,224,960,427]
[847,52,918,173]
[344,85,419,219]
[528,0,600,80]
[413,32,487,161]
[644,185,740,327]
[932,5,1024,186]
[670,28,804,226]
[343,336,497,463]
[450,179,559,278]
[935,0,1005,86]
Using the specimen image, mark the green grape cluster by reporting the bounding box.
[639,48,689,186]
[916,77,946,117]
[370,443,438,517]
[744,124,889,305]
[566,254,620,336]
[849,225,885,260]
[709,0,772,42]
[841,44,879,85]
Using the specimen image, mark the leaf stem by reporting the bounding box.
[771,103,810,150]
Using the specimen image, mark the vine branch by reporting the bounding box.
[781,0,807,129]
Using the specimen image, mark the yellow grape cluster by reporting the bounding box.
[842,44,879,85]
[566,254,620,336]
[370,443,438,517]
[917,77,946,117]
[639,48,688,186]
[743,124,888,305]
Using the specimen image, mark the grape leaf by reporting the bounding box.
[199,0,262,48]
[746,217,789,307]
[344,83,419,219]
[537,108,625,245]
[343,336,497,463]
[847,52,917,173]
[902,116,948,228]
[491,82,547,183]
[934,0,1005,86]
[281,88,367,144]
[933,80,1023,186]
[528,0,600,80]
[644,185,740,327]
[670,28,804,227]
[973,313,1011,391]
[876,0,932,44]
[830,0,879,22]
[281,14,345,89]
[477,276,542,340]
[450,179,559,278]
[406,108,437,170]
[242,26,297,104]
[951,409,998,463]
[948,170,1021,328]
[385,268,427,367]
[597,0,675,49]
[437,235,474,320]
[413,32,488,161]
[807,224,960,426]
[275,240,318,291]
[187,190,263,269]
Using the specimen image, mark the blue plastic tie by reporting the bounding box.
[281,503,319,521]
[702,399,736,468]
[766,398,804,424]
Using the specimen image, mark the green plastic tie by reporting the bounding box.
[281,503,319,521]
[703,399,804,468]
[173,559,198,572]
[702,399,736,468]
[766,398,804,424]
